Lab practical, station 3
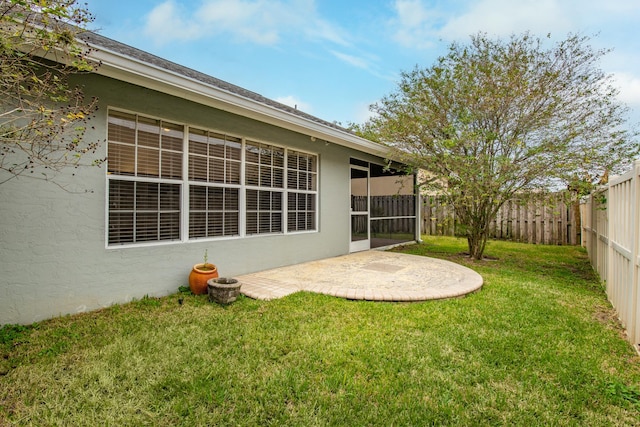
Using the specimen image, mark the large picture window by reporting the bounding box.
[107,110,318,246]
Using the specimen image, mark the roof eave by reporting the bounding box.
[88,45,390,158]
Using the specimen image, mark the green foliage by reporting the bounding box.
[367,32,639,259]
[36,327,78,357]
[596,193,608,208]
[0,323,32,346]
[606,381,640,407]
[348,121,382,143]
[0,0,102,185]
[135,295,162,308]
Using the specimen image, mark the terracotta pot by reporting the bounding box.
[208,277,242,304]
[189,263,219,295]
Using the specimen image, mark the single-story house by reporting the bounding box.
[0,30,419,325]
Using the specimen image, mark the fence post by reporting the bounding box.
[631,162,640,348]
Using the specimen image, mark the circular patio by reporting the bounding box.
[237,250,483,302]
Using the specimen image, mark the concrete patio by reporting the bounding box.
[236,250,483,302]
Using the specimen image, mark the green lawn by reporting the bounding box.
[1,237,639,426]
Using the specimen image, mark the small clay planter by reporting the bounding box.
[189,263,219,295]
[208,277,242,304]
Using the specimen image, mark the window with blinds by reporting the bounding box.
[107,112,182,244]
[188,129,241,239]
[107,109,318,246]
[188,129,241,184]
[246,189,283,234]
[189,186,239,238]
[245,141,285,235]
[287,150,317,232]
[245,140,284,188]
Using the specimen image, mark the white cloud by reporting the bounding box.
[390,0,611,48]
[353,102,376,124]
[307,18,350,46]
[196,0,286,45]
[274,95,312,112]
[391,0,440,49]
[578,0,640,14]
[329,49,397,81]
[395,0,432,29]
[330,50,370,69]
[143,1,203,44]
[612,72,640,107]
[387,0,640,128]
[438,0,571,40]
[143,0,348,47]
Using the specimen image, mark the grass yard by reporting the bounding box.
[1,237,640,426]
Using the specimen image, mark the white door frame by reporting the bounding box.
[350,165,370,252]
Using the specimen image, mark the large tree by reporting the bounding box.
[0,0,101,186]
[366,33,638,259]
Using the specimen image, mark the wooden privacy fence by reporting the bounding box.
[582,160,640,351]
[369,195,416,218]
[421,194,580,245]
[353,195,417,234]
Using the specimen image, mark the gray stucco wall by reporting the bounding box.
[0,74,384,325]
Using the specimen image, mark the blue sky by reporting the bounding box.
[84,0,640,127]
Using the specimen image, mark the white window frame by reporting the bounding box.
[286,149,319,233]
[105,108,319,248]
[186,128,242,240]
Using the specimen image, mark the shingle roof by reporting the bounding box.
[79,31,354,135]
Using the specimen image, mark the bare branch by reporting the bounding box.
[0,0,103,186]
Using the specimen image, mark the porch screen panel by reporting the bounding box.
[369,165,416,248]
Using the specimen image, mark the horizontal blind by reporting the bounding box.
[246,189,283,235]
[108,180,181,244]
[246,140,284,188]
[108,112,183,179]
[245,140,286,235]
[189,186,239,238]
[188,129,241,184]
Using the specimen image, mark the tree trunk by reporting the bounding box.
[454,196,495,260]
[467,229,488,260]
